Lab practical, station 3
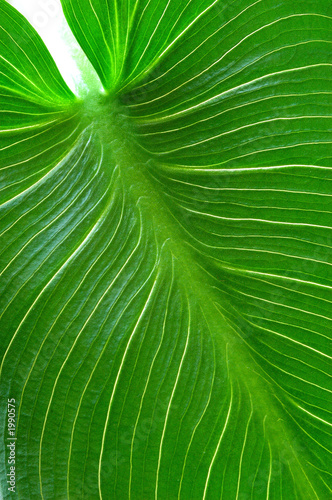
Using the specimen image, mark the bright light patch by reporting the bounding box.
[7,0,102,96]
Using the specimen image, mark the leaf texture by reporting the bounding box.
[0,0,331,499]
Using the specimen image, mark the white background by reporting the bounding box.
[7,0,101,95]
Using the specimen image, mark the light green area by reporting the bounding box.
[0,0,331,498]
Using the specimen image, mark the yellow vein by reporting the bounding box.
[202,381,233,500]
[98,273,160,499]
[178,307,216,500]
[155,298,191,500]
[0,148,104,382]
[129,256,174,499]
[235,394,253,499]
[297,405,332,428]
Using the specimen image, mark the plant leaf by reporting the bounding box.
[1,0,331,499]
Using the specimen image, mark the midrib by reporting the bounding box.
[83,93,322,499]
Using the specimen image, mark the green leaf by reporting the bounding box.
[1,0,331,498]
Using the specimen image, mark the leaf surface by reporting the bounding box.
[0,0,331,498]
